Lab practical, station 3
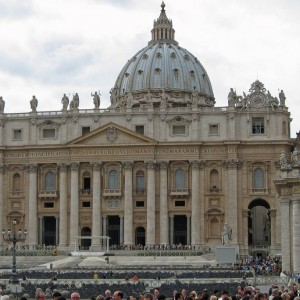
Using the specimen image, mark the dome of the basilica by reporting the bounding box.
[110,2,215,109]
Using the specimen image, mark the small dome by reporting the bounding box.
[110,2,214,109]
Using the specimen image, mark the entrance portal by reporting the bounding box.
[107,216,120,245]
[174,215,187,245]
[135,226,145,246]
[43,217,56,246]
[81,227,91,249]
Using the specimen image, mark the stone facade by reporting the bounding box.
[0,2,294,267]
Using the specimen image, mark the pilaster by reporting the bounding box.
[146,161,156,245]
[158,161,168,245]
[92,162,102,248]
[70,162,79,246]
[28,164,38,245]
[59,163,68,247]
[123,161,133,246]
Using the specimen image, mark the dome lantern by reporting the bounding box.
[149,1,177,45]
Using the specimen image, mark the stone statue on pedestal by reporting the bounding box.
[221,223,232,245]
[61,94,69,110]
[30,95,38,112]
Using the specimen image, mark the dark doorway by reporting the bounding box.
[107,216,120,245]
[81,227,91,249]
[248,199,271,246]
[43,217,56,246]
[135,227,145,246]
[174,215,187,245]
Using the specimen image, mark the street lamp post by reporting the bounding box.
[2,219,27,284]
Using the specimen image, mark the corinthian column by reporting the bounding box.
[146,161,156,245]
[0,165,5,246]
[223,159,240,244]
[199,160,206,244]
[92,162,102,247]
[59,163,68,247]
[190,160,200,245]
[159,161,168,245]
[123,161,133,246]
[70,162,79,246]
[292,197,300,273]
[28,164,38,245]
[279,197,291,272]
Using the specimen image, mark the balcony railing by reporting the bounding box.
[80,189,92,195]
[103,189,122,197]
[170,188,190,197]
[38,190,58,198]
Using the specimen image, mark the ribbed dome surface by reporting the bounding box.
[110,2,214,108]
[114,43,213,97]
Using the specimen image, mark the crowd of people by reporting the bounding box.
[234,257,282,275]
[1,283,299,300]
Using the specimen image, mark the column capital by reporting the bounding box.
[123,161,133,170]
[58,163,69,172]
[0,164,8,174]
[222,159,242,169]
[92,162,102,171]
[70,162,79,171]
[190,160,200,169]
[145,160,156,169]
[158,161,168,169]
[27,164,38,173]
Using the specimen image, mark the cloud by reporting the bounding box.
[0,1,33,19]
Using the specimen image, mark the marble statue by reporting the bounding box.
[30,95,38,112]
[70,93,79,109]
[291,149,298,165]
[279,90,286,106]
[61,94,69,110]
[221,223,232,245]
[91,91,100,109]
[279,151,287,168]
[228,88,237,107]
[0,96,5,113]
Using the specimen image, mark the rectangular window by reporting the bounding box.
[82,201,91,208]
[43,128,56,139]
[136,201,145,207]
[82,126,91,135]
[13,129,22,140]
[209,124,219,135]
[175,200,185,207]
[252,117,265,134]
[136,125,144,135]
[172,125,185,135]
[44,202,54,208]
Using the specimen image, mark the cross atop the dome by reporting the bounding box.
[161,1,166,12]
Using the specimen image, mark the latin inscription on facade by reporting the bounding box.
[3,146,238,159]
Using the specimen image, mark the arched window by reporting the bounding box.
[108,170,118,189]
[210,169,219,188]
[253,168,264,189]
[136,170,145,194]
[12,173,21,192]
[45,171,55,191]
[175,169,185,189]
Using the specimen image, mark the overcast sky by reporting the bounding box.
[0,0,299,136]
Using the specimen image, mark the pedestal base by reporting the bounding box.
[215,245,237,265]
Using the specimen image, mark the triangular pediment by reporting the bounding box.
[68,122,157,146]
